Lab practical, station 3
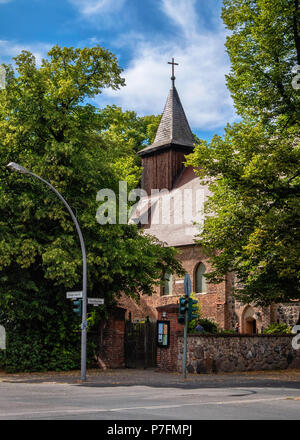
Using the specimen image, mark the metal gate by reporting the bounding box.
[125,321,157,368]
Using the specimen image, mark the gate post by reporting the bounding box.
[97,307,126,369]
[156,304,184,371]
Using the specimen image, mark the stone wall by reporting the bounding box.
[177,334,300,374]
[274,303,300,326]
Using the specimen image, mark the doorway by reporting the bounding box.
[245,318,257,334]
[242,306,257,334]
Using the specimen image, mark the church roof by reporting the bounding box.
[138,86,195,156]
[129,166,211,247]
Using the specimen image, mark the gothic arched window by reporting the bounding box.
[163,272,173,295]
[195,263,206,293]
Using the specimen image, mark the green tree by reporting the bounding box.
[96,105,161,187]
[222,0,300,129]
[0,46,183,372]
[187,0,300,307]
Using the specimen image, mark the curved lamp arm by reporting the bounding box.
[7,162,87,381]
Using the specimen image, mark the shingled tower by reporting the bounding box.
[138,59,194,194]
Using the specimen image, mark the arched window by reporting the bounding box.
[163,272,173,295]
[195,263,206,293]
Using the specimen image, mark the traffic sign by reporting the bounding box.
[88,298,104,306]
[66,291,83,299]
[184,273,191,297]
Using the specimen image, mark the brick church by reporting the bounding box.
[119,64,300,334]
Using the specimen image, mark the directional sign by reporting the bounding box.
[184,273,192,297]
[88,298,104,306]
[66,291,83,299]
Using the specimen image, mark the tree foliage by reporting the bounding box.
[187,0,300,306]
[222,0,300,129]
[0,46,182,371]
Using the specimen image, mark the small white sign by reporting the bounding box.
[66,291,83,299]
[88,298,104,306]
[176,280,184,284]
[0,326,6,350]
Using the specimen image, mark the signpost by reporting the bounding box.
[66,291,83,299]
[88,298,104,306]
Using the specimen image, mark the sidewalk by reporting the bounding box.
[1,368,300,389]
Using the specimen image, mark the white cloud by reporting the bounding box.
[99,0,236,132]
[0,40,52,66]
[161,0,198,37]
[68,0,125,16]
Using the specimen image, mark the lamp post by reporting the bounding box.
[7,162,87,381]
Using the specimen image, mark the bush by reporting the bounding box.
[219,329,236,335]
[189,318,219,334]
[1,332,80,373]
[0,330,97,373]
[262,323,292,335]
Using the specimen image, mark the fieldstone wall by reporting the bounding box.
[275,303,300,326]
[177,334,300,374]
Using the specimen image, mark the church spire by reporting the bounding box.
[139,65,194,157]
[138,60,195,193]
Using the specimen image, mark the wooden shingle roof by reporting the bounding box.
[139,86,194,157]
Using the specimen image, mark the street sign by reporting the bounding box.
[66,291,83,299]
[184,273,191,297]
[88,298,104,306]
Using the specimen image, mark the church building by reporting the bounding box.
[119,61,300,333]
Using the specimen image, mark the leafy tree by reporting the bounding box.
[0,46,183,371]
[96,105,160,187]
[187,123,300,306]
[187,0,300,307]
[222,0,300,129]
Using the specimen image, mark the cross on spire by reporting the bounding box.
[168,58,178,88]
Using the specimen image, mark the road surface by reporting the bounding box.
[0,369,300,420]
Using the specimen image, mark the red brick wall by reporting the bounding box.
[156,304,184,371]
[96,307,126,369]
[118,244,229,329]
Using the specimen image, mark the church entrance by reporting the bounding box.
[242,306,257,334]
[245,318,257,334]
[124,321,157,369]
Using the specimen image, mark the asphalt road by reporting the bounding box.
[0,369,300,420]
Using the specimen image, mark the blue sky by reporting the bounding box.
[0,0,237,141]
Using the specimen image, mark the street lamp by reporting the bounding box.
[7,162,88,381]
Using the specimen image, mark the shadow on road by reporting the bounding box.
[1,368,300,391]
